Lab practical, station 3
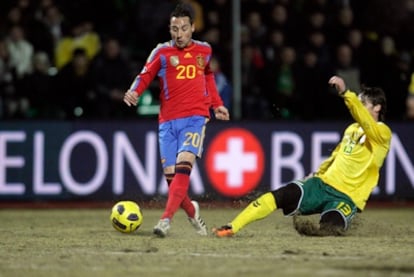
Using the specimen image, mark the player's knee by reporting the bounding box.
[175,161,193,175]
[164,173,175,186]
[320,210,346,233]
[271,183,301,215]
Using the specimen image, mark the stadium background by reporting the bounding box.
[0,0,413,205]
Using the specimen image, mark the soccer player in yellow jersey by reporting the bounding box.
[213,75,392,236]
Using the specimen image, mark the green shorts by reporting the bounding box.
[290,177,357,229]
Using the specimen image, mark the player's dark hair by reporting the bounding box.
[170,2,194,24]
[360,85,387,121]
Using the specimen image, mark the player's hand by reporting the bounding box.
[123,90,139,107]
[214,106,230,120]
[328,76,346,95]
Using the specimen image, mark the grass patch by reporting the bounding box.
[1,207,413,276]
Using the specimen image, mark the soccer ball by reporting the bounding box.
[110,201,143,233]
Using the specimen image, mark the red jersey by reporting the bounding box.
[129,40,223,123]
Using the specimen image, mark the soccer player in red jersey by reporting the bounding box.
[124,3,230,237]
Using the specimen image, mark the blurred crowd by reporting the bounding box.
[1,0,414,121]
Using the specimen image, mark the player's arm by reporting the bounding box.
[205,60,230,120]
[328,76,391,145]
[124,47,162,107]
[343,92,391,145]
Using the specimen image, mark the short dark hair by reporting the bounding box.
[72,47,87,57]
[360,85,387,121]
[170,2,194,24]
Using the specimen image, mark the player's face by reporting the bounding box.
[170,16,194,49]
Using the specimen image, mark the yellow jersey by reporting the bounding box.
[316,90,392,210]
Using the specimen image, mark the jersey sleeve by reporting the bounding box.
[129,45,162,96]
[206,70,223,108]
[343,90,392,145]
[204,51,223,109]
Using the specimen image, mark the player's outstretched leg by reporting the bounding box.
[166,173,197,222]
[212,192,277,237]
[188,200,207,236]
[154,162,192,237]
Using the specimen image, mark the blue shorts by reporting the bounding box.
[159,116,208,168]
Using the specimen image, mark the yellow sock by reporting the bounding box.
[230,192,277,233]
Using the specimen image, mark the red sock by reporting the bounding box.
[181,196,195,218]
[161,172,190,219]
[165,173,195,218]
